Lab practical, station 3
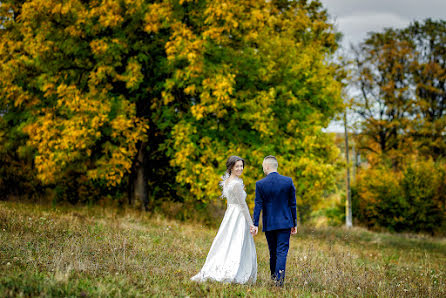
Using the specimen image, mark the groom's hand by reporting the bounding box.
[291,226,297,235]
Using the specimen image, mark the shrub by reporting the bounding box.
[350,157,445,235]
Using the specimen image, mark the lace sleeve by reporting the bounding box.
[230,182,254,226]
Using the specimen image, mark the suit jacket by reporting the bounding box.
[253,172,297,232]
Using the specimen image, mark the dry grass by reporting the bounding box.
[0,201,445,297]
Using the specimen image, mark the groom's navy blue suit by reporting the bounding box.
[253,172,297,284]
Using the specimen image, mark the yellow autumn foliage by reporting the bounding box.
[1,0,344,219]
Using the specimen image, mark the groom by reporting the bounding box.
[251,155,297,286]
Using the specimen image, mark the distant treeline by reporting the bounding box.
[332,19,446,235]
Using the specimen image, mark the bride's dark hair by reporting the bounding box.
[226,155,245,175]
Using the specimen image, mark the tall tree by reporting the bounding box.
[167,0,344,221]
[405,19,446,159]
[0,0,170,207]
[351,29,414,166]
[1,0,344,218]
[351,19,446,165]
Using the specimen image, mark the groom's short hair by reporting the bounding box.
[264,155,278,169]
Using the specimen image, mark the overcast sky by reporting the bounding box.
[320,0,446,49]
[321,0,446,132]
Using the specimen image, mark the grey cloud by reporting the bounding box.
[321,0,446,21]
[320,0,446,47]
[336,12,410,46]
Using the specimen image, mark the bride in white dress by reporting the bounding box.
[191,156,257,284]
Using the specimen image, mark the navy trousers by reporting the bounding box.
[265,228,291,285]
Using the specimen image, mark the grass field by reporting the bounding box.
[1,201,445,297]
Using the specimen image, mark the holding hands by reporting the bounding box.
[250,225,297,236]
[250,225,258,236]
[291,226,297,235]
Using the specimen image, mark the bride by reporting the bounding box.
[191,156,257,284]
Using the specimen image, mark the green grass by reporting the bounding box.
[1,201,445,297]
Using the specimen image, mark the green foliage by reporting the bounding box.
[167,0,344,223]
[350,158,446,234]
[0,0,151,189]
[1,0,344,219]
[0,115,43,199]
[400,159,446,232]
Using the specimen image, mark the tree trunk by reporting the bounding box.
[344,112,353,228]
[127,167,135,206]
[132,141,149,210]
[352,141,356,181]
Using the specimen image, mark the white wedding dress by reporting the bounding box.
[191,177,257,284]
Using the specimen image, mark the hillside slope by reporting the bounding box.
[1,201,445,297]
